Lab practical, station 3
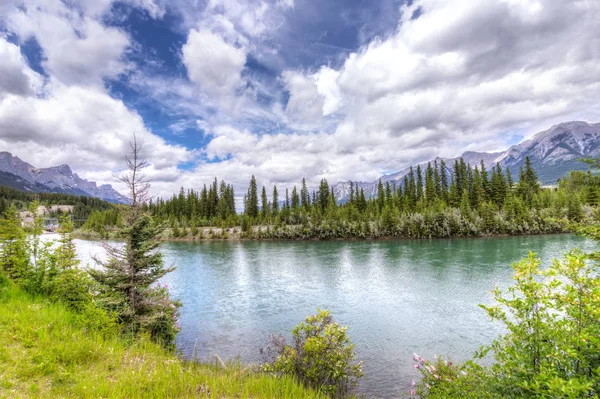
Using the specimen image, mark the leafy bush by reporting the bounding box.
[260,309,363,397]
[414,250,600,398]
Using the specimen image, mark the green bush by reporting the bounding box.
[261,309,363,397]
[414,250,600,398]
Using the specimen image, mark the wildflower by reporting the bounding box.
[413,364,420,369]
[433,374,440,380]
[411,380,416,386]
[409,388,415,396]
[426,383,431,389]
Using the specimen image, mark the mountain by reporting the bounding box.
[334,121,600,202]
[0,152,129,203]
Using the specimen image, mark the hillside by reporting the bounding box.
[0,276,323,399]
[334,121,600,202]
[0,152,128,204]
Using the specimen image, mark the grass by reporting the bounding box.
[0,278,325,399]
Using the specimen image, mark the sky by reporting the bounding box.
[1,0,600,199]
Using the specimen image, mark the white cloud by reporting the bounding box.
[182,28,247,106]
[0,82,192,192]
[0,38,43,99]
[3,0,130,87]
[278,0,600,172]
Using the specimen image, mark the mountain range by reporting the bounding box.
[1,121,598,205]
[0,152,128,204]
[334,121,600,202]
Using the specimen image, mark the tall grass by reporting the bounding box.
[0,275,324,398]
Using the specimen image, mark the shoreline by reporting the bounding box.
[73,227,576,244]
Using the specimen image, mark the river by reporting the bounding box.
[69,234,594,398]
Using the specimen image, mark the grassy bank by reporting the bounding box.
[0,276,324,399]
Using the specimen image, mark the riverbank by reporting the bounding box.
[74,219,577,243]
[0,276,324,399]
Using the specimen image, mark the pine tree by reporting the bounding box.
[291,186,300,211]
[261,186,269,219]
[480,160,489,200]
[516,156,540,202]
[416,165,424,202]
[425,162,436,204]
[301,178,310,210]
[0,206,29,281]
[440,159,449,201]
[245,176,259,218]
[318,179,330,213]
[433,160,441,199]
[89,135,180,348]
[272,185,279,216]
[55,215,78,270]
[377,180,385,212]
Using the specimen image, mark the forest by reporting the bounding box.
[109,156,599,240]
[0,185,114,222]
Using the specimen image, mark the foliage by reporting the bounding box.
[260,309,363,398]
[0,280,324,399]
[0,206,30,281]
[135,157,600,241]
[88,136,181,348]
[414,250,600,398]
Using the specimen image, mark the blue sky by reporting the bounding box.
[1,0,600,197]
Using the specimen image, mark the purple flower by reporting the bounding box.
[409,389,415,396]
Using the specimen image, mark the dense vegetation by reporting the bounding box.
[132,156,599,240]
[411,245,600,398]
[0,184,114,222]
[0,275,324,398]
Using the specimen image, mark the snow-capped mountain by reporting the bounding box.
[334,121,600,202]
[0,152,128,203]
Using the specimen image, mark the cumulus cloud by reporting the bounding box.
[280,0,600,167]
[0,83,191,172]
[0,38,43,99]
[182,28,247,106]
[3,0,131,87]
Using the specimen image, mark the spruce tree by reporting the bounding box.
[377,180,385,212]
[245,176,259,218]
[89,136,181,348]
[425,162,436,204]
[0,206,29,281]
[416,165,424,202]
[301,178,310,210]
[261,186,269,219]
[291,186,300,210]
[272,185,279,215]
[440,159,449,201]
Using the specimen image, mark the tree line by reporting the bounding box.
[113,156,599,240]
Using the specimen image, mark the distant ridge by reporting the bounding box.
[334,121,600,202]
[0,152,128,204]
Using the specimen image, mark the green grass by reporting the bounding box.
[0,278,325,399]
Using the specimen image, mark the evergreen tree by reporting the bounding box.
[245,176,259,218]
[440,159,449,201]
[318,179,330,213]
[55,215,78,270]
[480,160,489,201]
[261,186,269,219]
[377,180,385,212]
[433,160,441,199]
[291,186,300,211]
[89,136,180,348]
[416,165,424,202]
[301,178,310,210]
[516,156,540,202]
[0,206,29,281]
[272,185,279,215]
[425,162,436,204]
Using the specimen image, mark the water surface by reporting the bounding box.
[73,234,593,398]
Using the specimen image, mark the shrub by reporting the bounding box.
[260,309,363,397]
